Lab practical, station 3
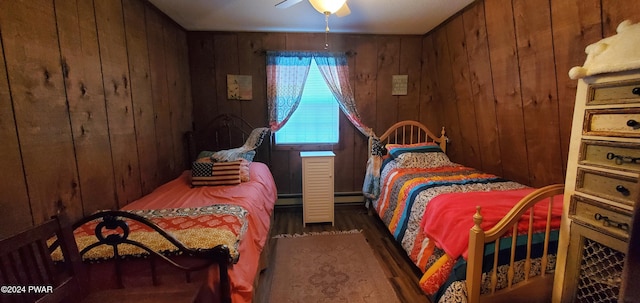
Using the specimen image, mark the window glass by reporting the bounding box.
[275,59,339,145]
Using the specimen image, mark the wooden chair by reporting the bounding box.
[0,213,203,303]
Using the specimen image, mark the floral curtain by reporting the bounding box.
[314,53,374,137]
[266,51,374,137]
[266,51,313,131]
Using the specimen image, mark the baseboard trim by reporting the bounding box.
[276,192,364,206]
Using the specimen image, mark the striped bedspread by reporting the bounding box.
[372,160,527,300]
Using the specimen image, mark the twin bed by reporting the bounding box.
[55,116,562,303]
[364,120,564,303]
[56,114,276,303]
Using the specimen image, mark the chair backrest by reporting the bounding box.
[0,214,87,303]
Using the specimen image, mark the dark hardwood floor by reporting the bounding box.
[254,204,432,303]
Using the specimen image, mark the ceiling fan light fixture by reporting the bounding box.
[309,0,347,14]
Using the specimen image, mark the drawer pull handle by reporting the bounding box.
[615,185,630,196]
[594,213,629,232]
[633,87,640,96]
[606,152,640,165]
[627,119,640,129]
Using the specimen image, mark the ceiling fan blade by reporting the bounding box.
[335,3,350,17]
[275,0,303,9]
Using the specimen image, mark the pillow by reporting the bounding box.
[197,150,215,159]
[239,159,250,182]
[197,149,254,162]
[395,152,454,169]
[386,142,441,158]
[208,127,269,163]
[191,160,244,186]
[212,149,256,162]
[195,156,213,163]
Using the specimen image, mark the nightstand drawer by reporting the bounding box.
[588,80,640,105]
[584,108,640,138]
[575,168,638,206]
[579,140,640,173]
[570,195,631,241]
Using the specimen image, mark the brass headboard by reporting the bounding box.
[369,120,447,154]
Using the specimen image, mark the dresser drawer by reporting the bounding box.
[588,80,640,105]
[579,140,640,173]
[570,195,632,241]
[575,168,638,206]
[584,108,640,138]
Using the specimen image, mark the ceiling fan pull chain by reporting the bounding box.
[324,12,330,50]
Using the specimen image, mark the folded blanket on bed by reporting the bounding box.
[420,188,563,260]
[211,127,270,162]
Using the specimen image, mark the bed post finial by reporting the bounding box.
[439,127,448,153]
[472,206,483,231]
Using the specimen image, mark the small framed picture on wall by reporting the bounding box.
[392,75,408,96]
[227,75,252,100]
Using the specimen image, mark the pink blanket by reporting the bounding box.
[118,162,277,303]
[420,188,563,260]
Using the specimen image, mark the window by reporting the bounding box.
[274,59,339,145]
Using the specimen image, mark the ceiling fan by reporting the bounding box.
[275,0,351,17]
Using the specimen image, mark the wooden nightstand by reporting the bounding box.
[300,151,335,226]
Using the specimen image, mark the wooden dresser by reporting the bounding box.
[553,20,640,303]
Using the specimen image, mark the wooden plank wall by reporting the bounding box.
[0,0,191,238]
[187,0,639,195]
[2,1,634,232]
[424,0,640,188]
[187,33,430,195]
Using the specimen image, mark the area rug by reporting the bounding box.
[268,230,400,303]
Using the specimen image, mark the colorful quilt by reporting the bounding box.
[371,159,533,300]
[54,205,249,263]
